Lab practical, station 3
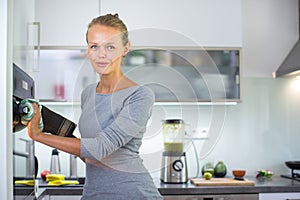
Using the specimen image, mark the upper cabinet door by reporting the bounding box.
[35,0,99,46]
[100,0,242,47]
[13,0,35,70]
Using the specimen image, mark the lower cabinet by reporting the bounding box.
[259,193,300,200]
[163,194,258,200]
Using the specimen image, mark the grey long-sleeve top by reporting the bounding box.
[78,83,162,200]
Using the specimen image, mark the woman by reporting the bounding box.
[28,14,163,200]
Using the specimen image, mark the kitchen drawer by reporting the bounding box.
[163,194,258,200]
[259,192,300,200]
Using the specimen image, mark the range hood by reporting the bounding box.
[273,0,300,77]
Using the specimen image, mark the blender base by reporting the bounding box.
[160,152,188,183]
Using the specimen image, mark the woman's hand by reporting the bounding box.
[27,103,43,141]
[27,103,81,157]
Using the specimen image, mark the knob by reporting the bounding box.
[173,160,184,172]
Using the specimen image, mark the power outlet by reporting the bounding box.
[186,128,209,140]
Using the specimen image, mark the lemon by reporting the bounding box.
[204,172,212,180]
[204,168,215,175]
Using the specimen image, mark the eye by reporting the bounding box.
[106,45,115,51]
[90,45,98,50]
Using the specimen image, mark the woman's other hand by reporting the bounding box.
[27,103,43,140]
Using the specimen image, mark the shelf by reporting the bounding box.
[34,47,241,102]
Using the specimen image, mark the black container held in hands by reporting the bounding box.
[41,105,77,138]
[13,97,77,137]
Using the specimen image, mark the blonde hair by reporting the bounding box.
[86,13,129,45]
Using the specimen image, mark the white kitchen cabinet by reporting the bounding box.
[35,0,99,46]
[13,0,36,73]
[259,192,300,200]
[100,0,242,47]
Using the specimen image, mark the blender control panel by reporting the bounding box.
[173,160,184,172]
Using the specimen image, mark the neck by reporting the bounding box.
[98,72,123,93]
[97,73,137,94]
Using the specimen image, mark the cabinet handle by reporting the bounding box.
[27,22,40,72]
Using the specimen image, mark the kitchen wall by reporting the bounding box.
[28,77,299,180]
[13,0,300,181]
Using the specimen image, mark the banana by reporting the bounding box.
[45,174,65,182]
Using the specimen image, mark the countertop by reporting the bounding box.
[157,176,300,195]
[14,176,300,199]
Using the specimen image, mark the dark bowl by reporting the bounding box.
[285,161,300,170]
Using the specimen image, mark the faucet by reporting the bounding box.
[69,154,77,178]
[13,138,36,178]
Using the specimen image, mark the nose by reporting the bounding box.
[97,46,106,58]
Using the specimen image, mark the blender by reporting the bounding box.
[160,119,188,183]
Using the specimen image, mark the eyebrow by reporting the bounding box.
[88,41,116,46]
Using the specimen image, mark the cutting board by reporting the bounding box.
[190,178,255,186]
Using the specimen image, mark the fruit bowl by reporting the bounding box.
[232,170,246,178]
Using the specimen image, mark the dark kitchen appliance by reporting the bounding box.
[160,119,188,183]
[13,63,77,137]
[13,63,35,132]
[280,161,300,182]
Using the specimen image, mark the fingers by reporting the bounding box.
[28,103,42,140]
[31,103,42,118]
[29,103,41,126]
[32,103,40,113]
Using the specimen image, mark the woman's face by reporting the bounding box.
[87,24,129,76]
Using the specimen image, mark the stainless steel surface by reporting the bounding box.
[13,138,36,177]
[70,154,78,178]
[50,149,61,174]
[161,152,188,183]
[31,22,40,72]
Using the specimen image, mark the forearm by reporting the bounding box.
[27,103,81,157]
[35,133,81,157]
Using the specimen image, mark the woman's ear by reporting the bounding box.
[123,42,130,57]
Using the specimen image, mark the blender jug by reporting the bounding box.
[162,119,185,152]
